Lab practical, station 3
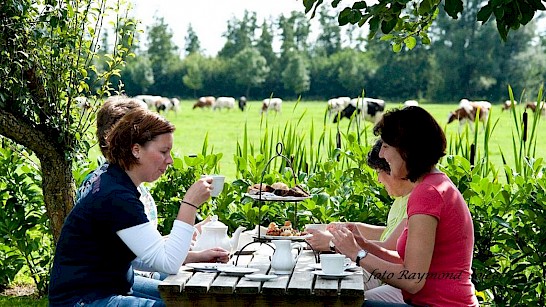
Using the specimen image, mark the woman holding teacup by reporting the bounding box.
[330,106,479,306]
[49,108,221,306]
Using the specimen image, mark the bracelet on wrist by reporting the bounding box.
[181,200,199,210]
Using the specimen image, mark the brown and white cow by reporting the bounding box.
[501,99,518,111]
[193,96,215,109]
[525,101,546,116]
[448,99,491,130]
[261,98,282,114]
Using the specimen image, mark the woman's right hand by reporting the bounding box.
[305,229,334,251]
[183,178,213,208]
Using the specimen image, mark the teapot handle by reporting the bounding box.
[193,228,201,240]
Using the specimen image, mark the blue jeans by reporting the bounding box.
[363,301,412,307]
[74,294,165,307]
[131,275,163,301]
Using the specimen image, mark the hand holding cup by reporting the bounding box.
[200,174,225,197]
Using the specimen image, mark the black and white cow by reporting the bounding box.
[333,98,385,124]
[238,96,247,111]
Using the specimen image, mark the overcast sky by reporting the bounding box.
[128,1,546,57]
[129,0,315,56]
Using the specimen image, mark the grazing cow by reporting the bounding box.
[333,97,385,124]
[501,100,518,111]
[170,98,180,113]
[213,97,236,111]
[154,97,171,113]
[153,97,180,114]
[193,96,215,109]
[333,104,360,123]
[238,96,247,111]
[404,100,419,107]
[134,95,163,109]
[75,96,91,116]
[261,98,282,114]
[447,99,491,130]
[525,101,546,116]
[327,97,351,117]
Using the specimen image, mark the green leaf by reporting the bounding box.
[477,4,493,22]
[444,0,464,18]
[381,17,398,34]
[338,8,353,26]
[352,1,367,9]
[418,0,432,15]
[404,36,417,49]
[392,43,402,52]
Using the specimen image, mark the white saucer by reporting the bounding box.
[185,263,228,272]
[217,266,260,276]
[308,263,358,271]
[311,270,353,279]
[245,274,279,281]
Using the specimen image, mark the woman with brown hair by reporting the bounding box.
[49,108,214,306]
[330,106,478,306]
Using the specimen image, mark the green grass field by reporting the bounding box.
[160,100,546,181]
[88,99,544,181]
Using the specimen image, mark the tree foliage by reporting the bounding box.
[0,0,136,240]
[184,24,202,55]
[303,0,546,51]
[230,48,270,98]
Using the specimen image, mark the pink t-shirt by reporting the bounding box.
[396,172,478,306]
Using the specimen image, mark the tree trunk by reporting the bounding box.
[40,154,75,242]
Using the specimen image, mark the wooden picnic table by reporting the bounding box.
[159,243,366,306]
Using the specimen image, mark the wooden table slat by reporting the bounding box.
[183,271,217,293]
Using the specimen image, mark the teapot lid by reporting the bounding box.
[202,215,228,230]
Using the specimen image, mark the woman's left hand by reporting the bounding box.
[330,227,361,261]
[186,247,230,264]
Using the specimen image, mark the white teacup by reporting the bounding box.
[201,174,225,197]
[320,254,346,275]
[304,224,328,232]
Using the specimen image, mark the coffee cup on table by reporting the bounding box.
[320,254,346,275]
[200,174,225,197]
[304,224,328,232]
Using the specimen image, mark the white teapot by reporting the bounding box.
[192,215,246,253]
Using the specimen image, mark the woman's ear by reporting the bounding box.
[131,144,140,159]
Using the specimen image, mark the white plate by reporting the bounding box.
[261,234,313,241]
[244,193,310,202]
[311,270,353,279]
[185,263,228,272]
[217,266,260,276]
[245,274,279,281]
[308,263,358,271]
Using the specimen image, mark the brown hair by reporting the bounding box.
[106,108,175,170]
[373,106,446,182]
[96,96,147,157]
[367,139,390,173]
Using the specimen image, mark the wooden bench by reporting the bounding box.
[159,246,365,306]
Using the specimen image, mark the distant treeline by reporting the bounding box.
[104,2,545,103]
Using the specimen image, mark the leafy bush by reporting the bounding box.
[0,141,52,296]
